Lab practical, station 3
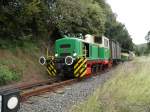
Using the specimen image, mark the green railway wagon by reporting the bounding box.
[121,53,129,61]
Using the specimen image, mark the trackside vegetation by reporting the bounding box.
[0,0,134,51]
[70,57,150,112]
[0,41,48,86]
[0,65,21,85]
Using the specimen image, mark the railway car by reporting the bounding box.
[120,48,135,62]
[109,40,121,64]
[39,34,130,79]
[129,51,135,60]
[121,53,129,62]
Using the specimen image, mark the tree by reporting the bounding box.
[145,31,150,42]
[145,31,150,53]
[0,0,49,40]
[48,0,106,37]
[0,0,134,52]
[105,20,133,50]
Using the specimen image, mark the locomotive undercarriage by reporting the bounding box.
[46,57,113,79]
[46,56,88,79]
[45,58,80,79]
[55,61,75,79]
[40,56,113,79]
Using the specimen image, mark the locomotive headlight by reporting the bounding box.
[65,56,74,65]
[7,96,19,110]
[0,95,2,112]
[73,53,77,57]
[55,53,58,57]
[39,56,46,65]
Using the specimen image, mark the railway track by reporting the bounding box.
[0,68,113,112]
[0,67,111,103]
[0,78,57,91]
[0,77,78,102]
[0,77,79,112]
[19,68,111,102]
[20,79,78,102]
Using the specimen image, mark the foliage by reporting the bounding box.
[104,13,133,50]
[0,0,134,51]
[145,31,150,53]
[49,0,106,36]
[71,89,101,112]
[135,44,147,56]
[136,43,149,56]
[0,37,39,54]
[0,0,49,40]
[0,65,21,85]
[0,41,48,86]
[71,57,150,112]
[145,31,150,43]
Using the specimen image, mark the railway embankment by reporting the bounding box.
[0,45,49,86]
[71,57,150,112]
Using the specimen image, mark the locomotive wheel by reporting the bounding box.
[102,64,105,71]
[91,66,94,74]
[91,65,96,74]
[96,64,99,72]
[100,64,103,71]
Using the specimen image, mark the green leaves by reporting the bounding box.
[0,0,49,40]
[0,65,21,85]
[0,0,134,51]
[49,0,106,36]
[105,17,134,50]
[24,0,41,16]
[144,31,150,54]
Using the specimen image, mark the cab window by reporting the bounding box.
[95,36,102,44]
[104,39,109,48]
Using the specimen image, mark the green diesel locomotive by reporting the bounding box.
[39,35,133,79]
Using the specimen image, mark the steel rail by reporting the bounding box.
[20,79,77,102]
[0,78,57,92]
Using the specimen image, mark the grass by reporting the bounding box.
[0,40,48,86]
[0,53,27,85]
[71,56,150,112]
[0,65,21,85]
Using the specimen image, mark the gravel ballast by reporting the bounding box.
[19,71,113,112]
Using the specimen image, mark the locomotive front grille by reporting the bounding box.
[60,53,71,57]
[54,58,65,63]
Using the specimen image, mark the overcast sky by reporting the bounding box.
[106,0,150,44]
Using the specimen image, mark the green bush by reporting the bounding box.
[0,65,21,85]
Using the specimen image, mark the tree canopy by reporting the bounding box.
[0,0,134,50]
[145,31,150,53]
